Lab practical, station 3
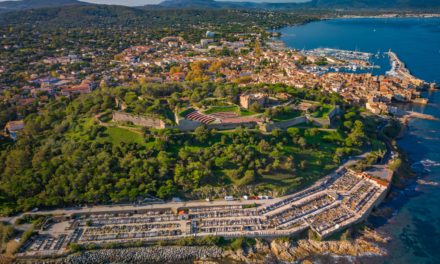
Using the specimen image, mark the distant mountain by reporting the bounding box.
[159,0,223,8]
[158,0,440,10]
[159,0,267,9]
[0,4,150,26]
[1,4,293,28]
[0,0,87,13]
[306,0,440,9]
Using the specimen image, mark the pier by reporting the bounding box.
[386,50,430,89]
[405,111,438,121]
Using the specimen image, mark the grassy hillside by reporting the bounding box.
[0,83,379,215]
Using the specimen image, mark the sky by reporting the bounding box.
[0,0,309,7]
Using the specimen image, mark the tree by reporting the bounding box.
[346,120,367,147]
[249,102,263,113]
[213,86,225,98]
[169,66,181,74]
[305,128,319,137]
[271,128,282,138]
[343,120,353,130]
[190,91,201,103]
[194,126,210,143]
[157,151,173,178]
[240,170,256,186]
[284,157,295,170]
[308,229,321,241]
[297,137,307,148]
[300,160,308,170]
[157,180,177,199]
[287,127,300,139]
[254,40,261,57]
[215,157,228,168]
[257,139,271,153]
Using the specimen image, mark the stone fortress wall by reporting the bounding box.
[208,122,256,131]
[113,112,168,129]
[115,107,340,132]
[176,118,202,131]
[263,116,308,132]
[308,106,341,128]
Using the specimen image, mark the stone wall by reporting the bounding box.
[175,112,258,131]
[112,112,167,129]
[308,117,331,127]
[262,109,342,132]
[175,112,202,131]
[308,106,341,128]
[177,118,203,131]
[208,122,256,131]
[327,106,341,120]
[263,116,307,132]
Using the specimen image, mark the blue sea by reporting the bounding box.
[279,18,440,264]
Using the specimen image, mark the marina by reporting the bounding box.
[279,17,440,264]
[300,48,381,75]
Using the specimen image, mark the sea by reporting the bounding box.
[278,18,440,264]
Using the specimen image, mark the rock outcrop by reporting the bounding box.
[64,246,222,264]
[223,229,388,263]
[17,230,388,263]
[293,238,385,259]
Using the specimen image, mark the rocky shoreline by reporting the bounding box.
[222,228,389,263]
[65,246,222,264]
[15,229,389,264]
[11,225,393,264]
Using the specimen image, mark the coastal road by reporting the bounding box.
[0,152,372,225]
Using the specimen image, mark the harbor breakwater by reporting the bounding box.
[279,17,440,264]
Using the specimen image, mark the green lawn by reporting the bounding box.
[179,108,195,117]
[312,105,334,118]
[104,127,145,145]
[293,122,320,128]
[239,109,257,116]
[272,110,302,122]
[64,118,97,141]
[204,105,239,115]
[204,105,257,117]
[260,172,302,191]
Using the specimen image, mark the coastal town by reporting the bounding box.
[2,31,435,139]
[0,4,438,263]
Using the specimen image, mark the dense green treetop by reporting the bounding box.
[0,82,382,216]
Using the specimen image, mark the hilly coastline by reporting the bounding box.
[159,0,440,10]
[1,0,440,13]
[0,0,88,13]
